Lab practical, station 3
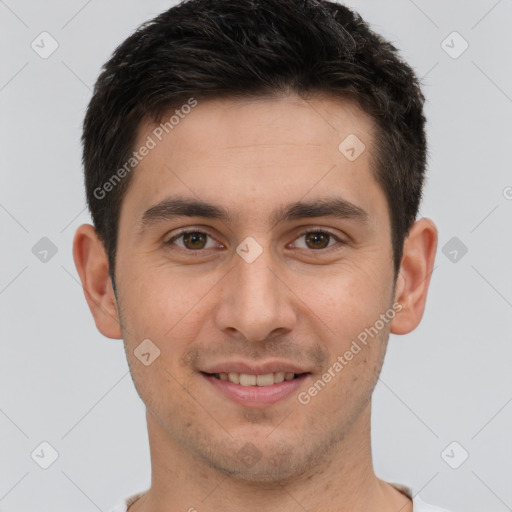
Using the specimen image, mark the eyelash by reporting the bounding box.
[165,228,345,253]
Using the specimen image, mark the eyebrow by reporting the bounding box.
[139,195,369,230]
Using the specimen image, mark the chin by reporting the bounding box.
[198,437,318,484]
[212,457,309,484]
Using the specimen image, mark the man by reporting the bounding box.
[73,0,446,510]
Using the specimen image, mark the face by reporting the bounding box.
[113,94,398,481]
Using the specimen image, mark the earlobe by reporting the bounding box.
[390,218,438,335]
[72,224,123,339]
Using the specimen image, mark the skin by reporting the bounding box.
[73,94,437,512]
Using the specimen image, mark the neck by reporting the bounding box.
[129,402,412,512]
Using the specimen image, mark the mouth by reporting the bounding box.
[201,371,310,406]
[203,371,303,386]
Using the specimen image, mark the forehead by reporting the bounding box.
[121,94,383,226]
[145,94,374,158]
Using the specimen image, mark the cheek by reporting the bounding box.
[119,260,214,336]
[299,261,392,346]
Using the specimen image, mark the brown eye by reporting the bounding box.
[294,230,340,250]
[304,232,331,249]
[167,230,216,250]
[182,232,207,249]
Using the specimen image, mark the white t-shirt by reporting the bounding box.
[109,482,452,511]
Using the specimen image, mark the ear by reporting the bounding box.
[390,218,438,335]
[72,224,122,339]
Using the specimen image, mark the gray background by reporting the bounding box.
[1,1,511,511]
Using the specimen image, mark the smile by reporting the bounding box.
[210,371,298,386]
[202,371,310,406]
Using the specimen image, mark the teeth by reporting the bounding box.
[228,372,240,384]
[256,373,274,386]
[240,374,257,386]
[216,372,297,386]
[274,372,285,383]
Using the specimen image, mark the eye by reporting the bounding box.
[165,228,344,253]
[166,229,219,251]
[291,229,342,251]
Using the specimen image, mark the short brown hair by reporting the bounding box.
[82,0,427,279]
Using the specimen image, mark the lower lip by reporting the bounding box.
[202,373,309,407]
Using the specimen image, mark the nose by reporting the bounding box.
[214,245,297,342]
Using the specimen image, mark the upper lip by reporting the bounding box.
[201,361,310,375]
